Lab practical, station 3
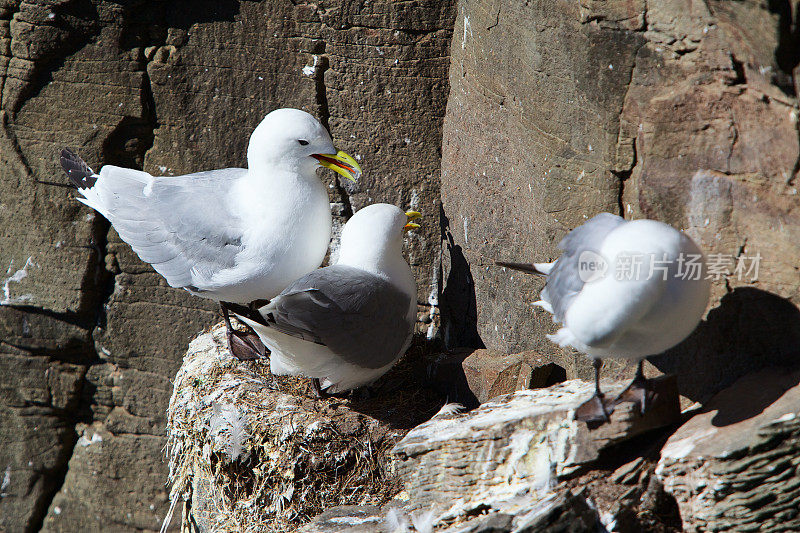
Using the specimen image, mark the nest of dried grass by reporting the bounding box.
[164,323,443,532]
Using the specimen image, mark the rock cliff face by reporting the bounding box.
[656,367,800,532]
[0,1,455,530]
[3,0,800,531]
[439,0,800,404]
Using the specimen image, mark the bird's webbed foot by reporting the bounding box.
[575,358,615,426]
[227,328,267,361]
[220,301,268,361]
[575,392,615,424]
[612,366,657,415]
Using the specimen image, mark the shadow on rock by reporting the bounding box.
[344,340,449,430]
[650,287,800,424]
[424,350,480,409]
[707,364,800,427]
[439,205,484,351]
[161,1,242,29]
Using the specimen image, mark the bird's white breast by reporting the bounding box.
[200,170,332,303]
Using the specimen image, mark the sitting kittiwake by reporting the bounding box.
[60,108,361,360]
[498,213,710,423]
[229,203,420,394]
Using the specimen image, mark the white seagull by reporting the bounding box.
[60,108,361,360]
[229,203,420,395]
[498,213,710,423]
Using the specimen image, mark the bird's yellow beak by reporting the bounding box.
[312,151,361,182]
[404,210,421,232]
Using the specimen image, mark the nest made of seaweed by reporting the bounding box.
[164,323,444,532]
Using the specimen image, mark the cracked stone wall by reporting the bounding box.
[440,0,800,403]
[0,1,455,531]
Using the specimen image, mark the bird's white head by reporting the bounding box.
[247,108,361,182]
[337,203,421,273]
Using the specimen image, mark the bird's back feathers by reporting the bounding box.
[60,151,247,291]
[240,265,414,371]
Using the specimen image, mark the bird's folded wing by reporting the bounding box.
[254,265,412,370]
[87,167,247,289]
[544,213,626,321]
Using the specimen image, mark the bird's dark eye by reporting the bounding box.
[298,139,309,146]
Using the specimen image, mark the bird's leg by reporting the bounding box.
[612,360,656,415]
[310,378,328,399]
[575,359,615,424]
[220,302,267,361]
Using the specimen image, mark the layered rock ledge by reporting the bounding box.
[656,367,800,532]
[165,325,685,532]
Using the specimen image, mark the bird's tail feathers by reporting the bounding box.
[60,148,97,189]
[546,328,574,348]
[495,260,550,276]
[547,327,591,353]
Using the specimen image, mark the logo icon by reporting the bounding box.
[578,250,608,283]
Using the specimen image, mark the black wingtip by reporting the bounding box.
[59,147,97,189]
[495,260,545,276]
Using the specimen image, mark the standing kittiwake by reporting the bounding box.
[497,213,710,423]
[59,108,361,360]
[229,203,420,395]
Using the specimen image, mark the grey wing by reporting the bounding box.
[543,213,626,321]
[102,168,246,289]
[258,265,414,369]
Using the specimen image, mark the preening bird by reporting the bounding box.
[498,213,710,423]
[60,108,361,360]
[230,203,420,395]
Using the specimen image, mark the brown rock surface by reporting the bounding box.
[461,349,535,403]
[296,376,680,532]
[428,348,567,406]
[439,0,800,406]
[0,1,456,530]
[656,366,800,532]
